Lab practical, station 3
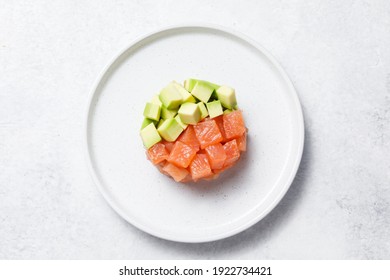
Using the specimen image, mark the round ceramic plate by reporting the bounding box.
[85,25,304,243]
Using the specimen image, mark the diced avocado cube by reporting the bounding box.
[223,109,232,115]
[157,119,164,128]
[206,100,223,119]
[191,81,214,103]
[141,118,156,130]
[175,115,188,130]
[197,102,209,120]
[204,80,220,91]
[143,102,161,121]
[233,104,239,110]
[216,85,237,109]
[206,81,220,101]
[184,79,220,92]
[151,94,162,106]
[184,79,198,92]
[173,82,196,103]
[161,106,178,119]
[178,102,201,124]
[140,123,161,148]
[210,90,218,101]
[159,82,183,109]
[157,118,184,142]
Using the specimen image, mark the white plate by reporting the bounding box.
[85,24,304,243]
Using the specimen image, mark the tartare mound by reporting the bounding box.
[140,79,247,182]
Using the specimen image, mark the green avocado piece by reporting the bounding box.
[173,82,196,103]
[184,79,198,92]
[175,115,188,130]
[143,102,161,121]
[178,102,201,124]
[140,123,161,148]
[161,106,178,119]
[191,81,214,103]
[216,85,237,109]
[151,94,162,106]
[223,109,232,115]
[157,118,184,142]
[159,82,183,109]
[157,119,165,128]
[205,80,220,101]
[210,90,218,101]
[141,118,156,130]
[184,79,220,92]
[205,81,220,91]
[206,100,223,119]
[197,102,209,120]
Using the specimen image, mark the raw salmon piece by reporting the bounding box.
[236,131,247,152]
[162,140,174,153]
[189,154,213,181]
[177,125,200,151]
[167,141,197,168]
[147,143,169,164]
[181,172,193,183]
[223,139,240,167]
[214,115,227,142]
[193,119,223,149]
[162,162,189,182]
[155,160,169,175]
[204,173,220,181]
[204,143,227,170]
[223,110,246,140]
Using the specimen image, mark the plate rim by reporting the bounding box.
[84,23,305,243]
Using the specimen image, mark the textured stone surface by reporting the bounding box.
[0,0,389,259]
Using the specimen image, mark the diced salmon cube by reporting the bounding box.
[177,125,200,151]
[189,154,213,181]
[204,143,227,170]
[236,131,247,152]
[167,141,197,168]
[162,140,174,153]
[162,162,189,182]
[204,173,220,181]
[193,119,223,149]
[181,172,193,183]
[223,110,246,140]
[147,143,169,164]
[214,115,227,142]
[223,139,240,167]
